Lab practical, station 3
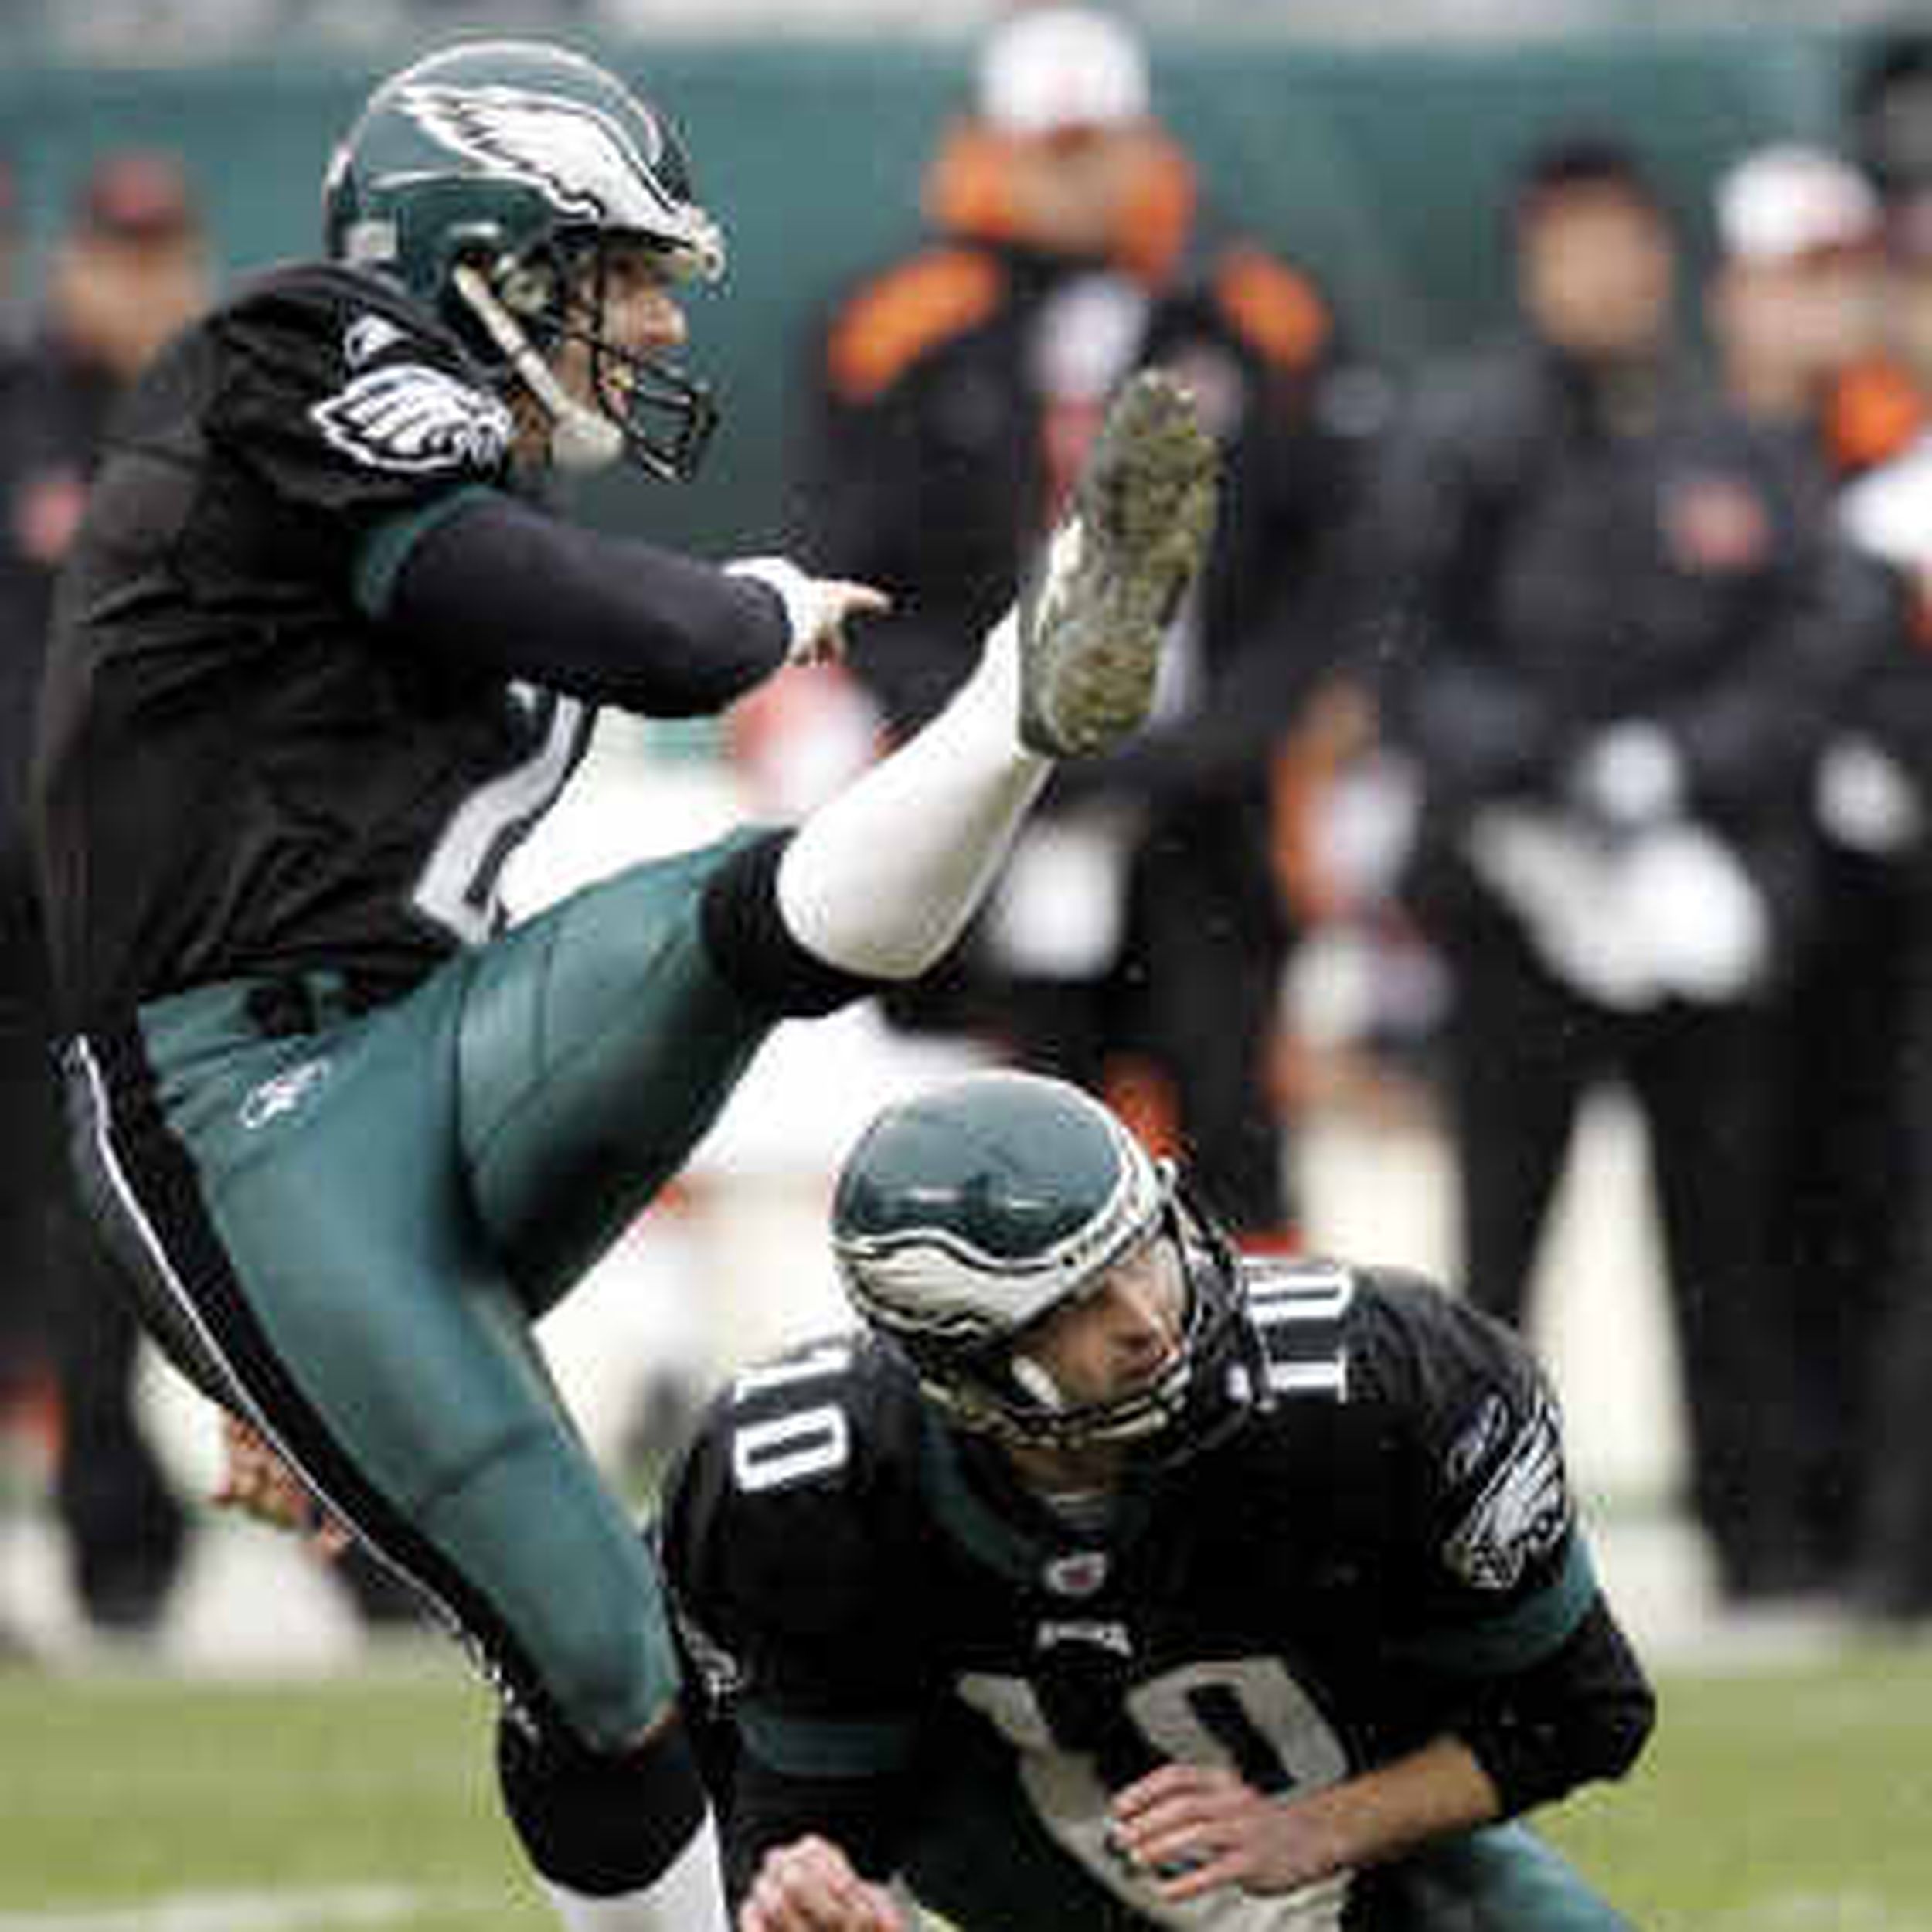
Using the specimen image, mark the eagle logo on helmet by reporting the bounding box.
[830,1072,1258,1463]
[396,80,723,277]
[836,1100,1168,1346]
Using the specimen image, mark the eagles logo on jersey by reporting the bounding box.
[1442,1393,1572,1591]
[311,360,515,474]
[32,260,588,1026]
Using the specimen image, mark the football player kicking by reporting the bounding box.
[27,40,1215,1932]
[660,1072,1656,1932]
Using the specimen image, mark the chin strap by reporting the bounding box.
[451,262,624,472]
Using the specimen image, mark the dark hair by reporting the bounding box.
[1849,30,1932,198]
[1513,134,1667,225]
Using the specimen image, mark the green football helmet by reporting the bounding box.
[322,39,723,478]
[832,1071,1253,1459]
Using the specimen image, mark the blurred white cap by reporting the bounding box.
[977,5,1150,136]
[1716,142,1880,264]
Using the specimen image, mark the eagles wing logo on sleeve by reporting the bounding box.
[1441,1396,1572,1591]
[311,363,515,474]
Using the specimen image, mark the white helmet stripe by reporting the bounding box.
[396,80,720,272]
[838,1110,1167,1341]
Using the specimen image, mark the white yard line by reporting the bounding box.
[0,1886,491,1932]
[1715,1893,1932,1932]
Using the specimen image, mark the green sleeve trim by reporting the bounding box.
[351,483,499,619]
[738,1702,922,1780]
[1387,1536,1599,1678]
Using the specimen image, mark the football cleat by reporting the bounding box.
[1017,369,1218,759]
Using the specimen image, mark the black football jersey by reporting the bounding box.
[30,260,593,1030]
[662,1262,1596,1910]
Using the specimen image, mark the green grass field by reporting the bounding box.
[2,1638,1930,1931]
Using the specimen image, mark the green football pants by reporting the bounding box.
[67,831,787,1748]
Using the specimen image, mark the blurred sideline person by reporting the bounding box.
[660,1071,1654,1932]
[1826,28,1932,1620]
[29,40,1216,1932]
[1709,140,1932,1597]
[0,153,212,1639]
[1372,135,1892,1605]
[1829,26,1932,485]
[795,4,1383,1248]
[0,150,39,1662]
[1709,143,1886,440]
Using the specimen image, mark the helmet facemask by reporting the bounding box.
[452,230,719,478]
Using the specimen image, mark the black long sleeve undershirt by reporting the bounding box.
[376,488,789,715]
[1451,1596,1657,1818]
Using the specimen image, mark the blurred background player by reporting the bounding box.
[0,148,36,1662]
[1706,138,1932,1608]
[1826,28,1932,1622]
[0,152,210,1641]
[794,3,1383,1253]
[1369,133,1893,1607]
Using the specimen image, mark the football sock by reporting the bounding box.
[498,1712,729,1932]
[776,614,1050,978]
[536,1821,727,1932]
